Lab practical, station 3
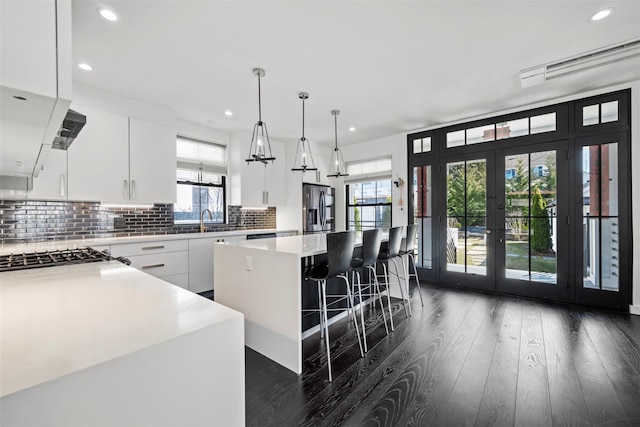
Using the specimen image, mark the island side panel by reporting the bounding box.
[0,316,245,427]
[214,243,302,374]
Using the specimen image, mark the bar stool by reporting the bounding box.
[400,224,425,307]
[304,230,364,382]
[349,228,391,352]
[377,226,411,324]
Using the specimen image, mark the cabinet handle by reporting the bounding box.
[60,174,65,198]
[123,180,129,199]
[142,245,165,250]
[142,263,165,269]
[131,179,137,199]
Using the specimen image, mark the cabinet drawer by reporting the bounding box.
[127,251,188,278]
[110,240,188,257]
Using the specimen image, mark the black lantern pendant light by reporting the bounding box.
[327,110,349,178]
[246,67,275,164]
[291,92,317,173]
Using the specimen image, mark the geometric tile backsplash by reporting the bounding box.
[0,200,276,244]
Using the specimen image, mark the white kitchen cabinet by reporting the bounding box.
[240,137,287,207]
[110,240,189,290]
[67,105,129,202]
[29,149,68,200]
[67,106,176,204]
[128,118,176,204]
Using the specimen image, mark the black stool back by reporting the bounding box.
[403,224,418,254]
[362,229,382,268]
[326,231,356,278]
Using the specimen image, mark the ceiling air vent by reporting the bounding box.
[520,38,640,88]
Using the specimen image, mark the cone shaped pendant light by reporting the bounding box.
[246,68,276,164]
[291,92,317,173]
[327,110,349,178]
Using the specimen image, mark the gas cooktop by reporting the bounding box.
[0,247,130,272]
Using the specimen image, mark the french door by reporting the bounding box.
[434,142,569,301]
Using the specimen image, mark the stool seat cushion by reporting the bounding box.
[305,263,330,281]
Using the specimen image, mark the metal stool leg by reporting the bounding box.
[368,265,389,335]
[341,275,364,358]
[391,257,411,317]
[380,262,395,331]
[353,271,368,353]
[320,279,332,382]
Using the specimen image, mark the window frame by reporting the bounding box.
[345,178,393,231]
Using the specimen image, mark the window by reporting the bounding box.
[345,157,393,231]
[174,136,227,224]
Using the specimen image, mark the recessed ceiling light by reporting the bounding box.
[224,110,233,116]
[349,127,356,132]
[98,8,118,21]
[589,8,613,22]
[78,63,93,71]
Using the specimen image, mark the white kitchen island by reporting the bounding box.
[0,261,245,426]
[214,233,396,375]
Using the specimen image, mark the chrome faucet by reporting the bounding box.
[200,208,213,233]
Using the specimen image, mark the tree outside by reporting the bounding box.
[531,186,552,254]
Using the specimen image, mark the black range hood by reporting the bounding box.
[52,109,86,150]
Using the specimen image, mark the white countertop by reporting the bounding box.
[0,261,242,398]
[0,228,297,255]
[216,232,386,257]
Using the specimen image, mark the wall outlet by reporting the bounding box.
[245,256,252,271]
[114,218,126,229]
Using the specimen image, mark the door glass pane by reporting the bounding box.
[583,104,599,126]
[497,118,528,139]
[422,137,432,152]
[446,160,486,275]
[601,218,619,291]
[466,217,487,276]
[447,130,465,148]
[582,146,599,216]
[413,165,432,269]
[581,143,619,291]
[466,124,495,145]
[602,143,618,216]
[601,101,618,123]
[466,159,487,216]
[582,217,598,289]
[504,150,557,284]
[413,139,422,154]
[530,112,556,134]
[446,217,465,273]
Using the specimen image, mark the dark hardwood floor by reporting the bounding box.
[245,282,640,427]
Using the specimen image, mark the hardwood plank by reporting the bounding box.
[251,286,451,426]
[286,288,474,427]
[395,297,503,426]
[433,297,507,427]
[567,308,628,426]
[514,301,552,426]
[475,299,523,427]
[539,304,591,427]
[581,310,640,423]
[358,294,482,426]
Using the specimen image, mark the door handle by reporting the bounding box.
[123,180,129,199]
[486,229,492,234]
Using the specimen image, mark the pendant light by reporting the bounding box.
[327,110,349,178]
[246,67,276,164]
[291,92,317,173]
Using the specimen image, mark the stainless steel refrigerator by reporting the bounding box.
[302,183,334,234]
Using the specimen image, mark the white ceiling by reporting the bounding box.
[72,0,640,146]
